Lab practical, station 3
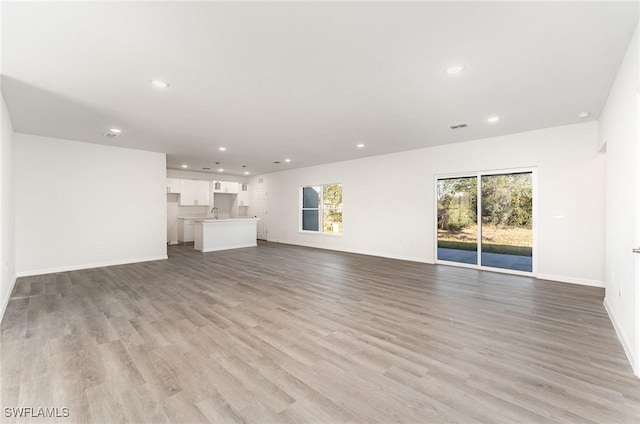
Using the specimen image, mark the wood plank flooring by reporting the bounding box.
[2,242,639,423]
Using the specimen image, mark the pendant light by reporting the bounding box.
[241,165,248,191]
[214,162,221,190]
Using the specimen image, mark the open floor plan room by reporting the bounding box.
[1,1,639,423]
[2,243,639,423]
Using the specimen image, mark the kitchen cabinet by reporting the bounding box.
[177,218,196,242]
[180,180,210,206]
[167,178,181,194]
[213,181,239,194]
[237,185,250,206]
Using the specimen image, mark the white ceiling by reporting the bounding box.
[2,1,638,176]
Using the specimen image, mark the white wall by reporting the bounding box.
[0,92,16,320]
[254,121,605,286]
[600,24,639,375]
[15,134,167,275]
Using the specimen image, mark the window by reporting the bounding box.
[301,184,343,234]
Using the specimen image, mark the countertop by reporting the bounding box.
[192,218,260,223]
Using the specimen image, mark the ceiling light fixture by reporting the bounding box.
[445,65,465,75]
[150,80,169,89]
[181,164,188,168]
[214,163,221,190]
[357,143,365,148]
[577,112,590,118]
[242,165,249,189]
[218,147,226,151]
[285,158,291,163]
[487,116,500,123]
[109,128,122,134]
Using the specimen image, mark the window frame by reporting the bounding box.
[299,183,343,236]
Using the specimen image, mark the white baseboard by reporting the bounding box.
[16,255,168,278]
[537,273,605,288]
[603,297,637,376]
[269,239,432,264]
[0,273,18,323]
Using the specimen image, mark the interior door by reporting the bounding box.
[254,186,268,240]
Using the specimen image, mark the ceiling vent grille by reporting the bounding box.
[449,122,468,129]
[103,131,120,138]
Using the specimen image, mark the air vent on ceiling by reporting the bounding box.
[202,167,211,170]
[273,161,281,164]
[103,131,120,138]
[449,122,468,129]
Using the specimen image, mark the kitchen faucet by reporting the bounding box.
[210,206,219,219]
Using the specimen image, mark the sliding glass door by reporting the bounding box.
[437,170,534,273]
[437,176,478,265]
[480,173,533,271]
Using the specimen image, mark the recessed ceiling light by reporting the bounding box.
[357,143,365,148]
[181,164,188,168]
[487,116,500,123]
[150,80,169,89]
[285,158,291,163]
[244,171,250,175]
[577,112,590,118]
[109,128,122,134]
[445,65,465,75]
[218,147,226,151]
[218,168,224,172]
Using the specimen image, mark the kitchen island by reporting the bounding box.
[193,218,260,252]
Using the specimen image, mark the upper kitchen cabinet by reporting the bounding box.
[214,181,239,194]
[180,179,211,206]
[167,178,181,194]
[237,185,250,206]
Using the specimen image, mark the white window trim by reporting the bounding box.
[299,183,343,235]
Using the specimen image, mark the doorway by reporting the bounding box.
[436,169,535,273]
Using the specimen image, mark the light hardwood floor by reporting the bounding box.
[2,242,639,423]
